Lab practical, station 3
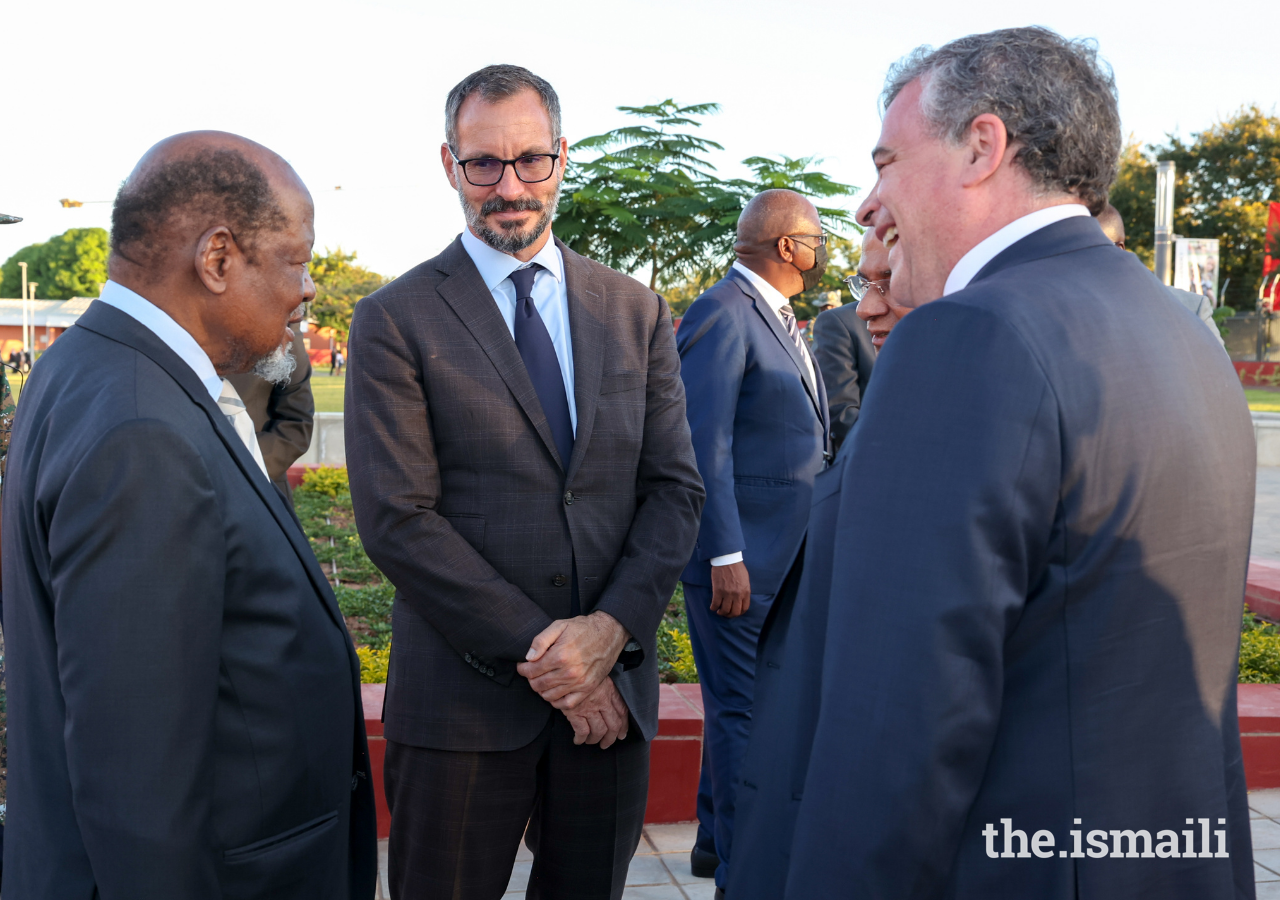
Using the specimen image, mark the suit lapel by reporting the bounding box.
[729,269,824,423]
[559,240,605,483]
[434,237,567,469]
[75,303,347,632]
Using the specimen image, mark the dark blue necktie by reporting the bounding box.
[509,264,574,469]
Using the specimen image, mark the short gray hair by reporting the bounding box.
[883,26,1121,214]
[445,64,562,153]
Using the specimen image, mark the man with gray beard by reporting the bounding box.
[1,131,376,898]
[345,64,703,899]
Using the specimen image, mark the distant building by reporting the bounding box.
[0,296,95,359]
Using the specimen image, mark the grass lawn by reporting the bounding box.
[8,366,346,411]
[1248,389,1280,412]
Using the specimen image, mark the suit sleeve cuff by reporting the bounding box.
[710,552,744,566]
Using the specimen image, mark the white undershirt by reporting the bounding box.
[943,204,1090,296]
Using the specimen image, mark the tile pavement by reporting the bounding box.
[373,792,1280,898]
[374,822,712,900]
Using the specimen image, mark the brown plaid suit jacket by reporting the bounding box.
[345,235,704,751]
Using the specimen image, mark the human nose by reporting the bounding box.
[856,290,885,322]
[855,180,881,228]
[495,161,527,200]
[302,269,317,303]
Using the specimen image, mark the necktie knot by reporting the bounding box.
[509,263,543,302]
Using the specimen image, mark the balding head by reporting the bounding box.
[111,131,309,275]
[106,131,316,380]
[735,189,821,248]
[1096,203,1125,247]
[733,190,826,299]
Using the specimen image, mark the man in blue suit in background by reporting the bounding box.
[676,189,831,897]
[728,27,1255,900]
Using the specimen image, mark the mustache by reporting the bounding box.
[479,196,545,217]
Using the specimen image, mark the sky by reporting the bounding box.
[2,0,1277,289]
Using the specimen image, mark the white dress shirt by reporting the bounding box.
[97,280,224,401]
[943,204,1091,296]
[461,228,577,434]
[97,280,270,478]
[731,261,817,386]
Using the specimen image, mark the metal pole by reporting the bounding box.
[26,282,37,368]
[1154,161,1176,286]
[19,261,29,363]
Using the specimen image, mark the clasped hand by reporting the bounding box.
[517,611,631,746]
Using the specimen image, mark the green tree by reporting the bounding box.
[556,100,857,300]
[0,227,110,300]
[308,248,389,338]
[1110,107,1280,307]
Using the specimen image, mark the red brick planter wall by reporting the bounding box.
[1235,361,1280,386]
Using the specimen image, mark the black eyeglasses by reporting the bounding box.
[451,151,560,187]
[843,273,889,302]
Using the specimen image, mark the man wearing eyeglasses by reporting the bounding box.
[810,229,887,452]
[675,189,831,897]
[344,64,704,900]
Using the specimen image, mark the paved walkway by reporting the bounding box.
[1256,467,1280,564]
[374,823,713,899]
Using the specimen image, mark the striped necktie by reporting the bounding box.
[218,379,270,478]
[778,304,807,353]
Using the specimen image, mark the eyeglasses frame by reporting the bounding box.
[450,149,562,187]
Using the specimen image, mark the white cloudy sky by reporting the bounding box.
[2,0,1276,286]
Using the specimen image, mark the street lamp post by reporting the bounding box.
[19,260,29,365]
[1154,161,1176,287]
[26,282,37,370]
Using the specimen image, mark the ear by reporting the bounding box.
[776,235,796,264]
[557,135,569,169]
[194,226,238,294]
[442,142,460,190]
[960,113,1009,189]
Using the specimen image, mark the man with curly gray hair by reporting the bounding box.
[728,26,1255,900]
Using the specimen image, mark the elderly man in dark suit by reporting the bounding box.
[675,189,829,895]
[228,328,314,503]
[345,64,704,900]
[729,27,1255,900]
[810,228,882,451]
[1,132,376,898]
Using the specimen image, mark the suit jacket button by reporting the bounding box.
[563,490,575,505]
[472,660,480,668]
[465,653,472,663]
[487,668,495,676]
[552,574,568,587]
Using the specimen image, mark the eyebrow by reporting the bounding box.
[871,146,892,163]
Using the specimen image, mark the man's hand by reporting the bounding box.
[564,677,630,748]
[710,560,751,618]
[517,611,629,709]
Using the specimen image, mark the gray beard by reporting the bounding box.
[457,180,561,254]
[253,340,297,386]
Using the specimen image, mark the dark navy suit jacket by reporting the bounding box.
[729,217,1256,899]
[676,268,829,597]
[2,303,376,899]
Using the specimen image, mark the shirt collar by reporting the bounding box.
[731,260,790,312]
[460,227,565,291]
[943,204,1090,296]
[96,280,224,401]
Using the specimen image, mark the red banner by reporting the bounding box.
[1265,201,1280,282]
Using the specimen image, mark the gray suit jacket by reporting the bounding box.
[345,235,704,751]
[227,330,315,498]
[1169,286,1226,347]
[809,303,876,450]
[1,302,376,898]
[731,217,1255,899]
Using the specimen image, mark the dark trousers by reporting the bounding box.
[385,710,649,900]
[683,580,775,890]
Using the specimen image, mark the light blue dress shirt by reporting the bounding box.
[96,280,225,402]
[460,228,577,434]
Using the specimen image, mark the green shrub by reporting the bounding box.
[657,584,699,683]
[357,646,390,683]
[1241,606,1280,683]
[297,465,350,498]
